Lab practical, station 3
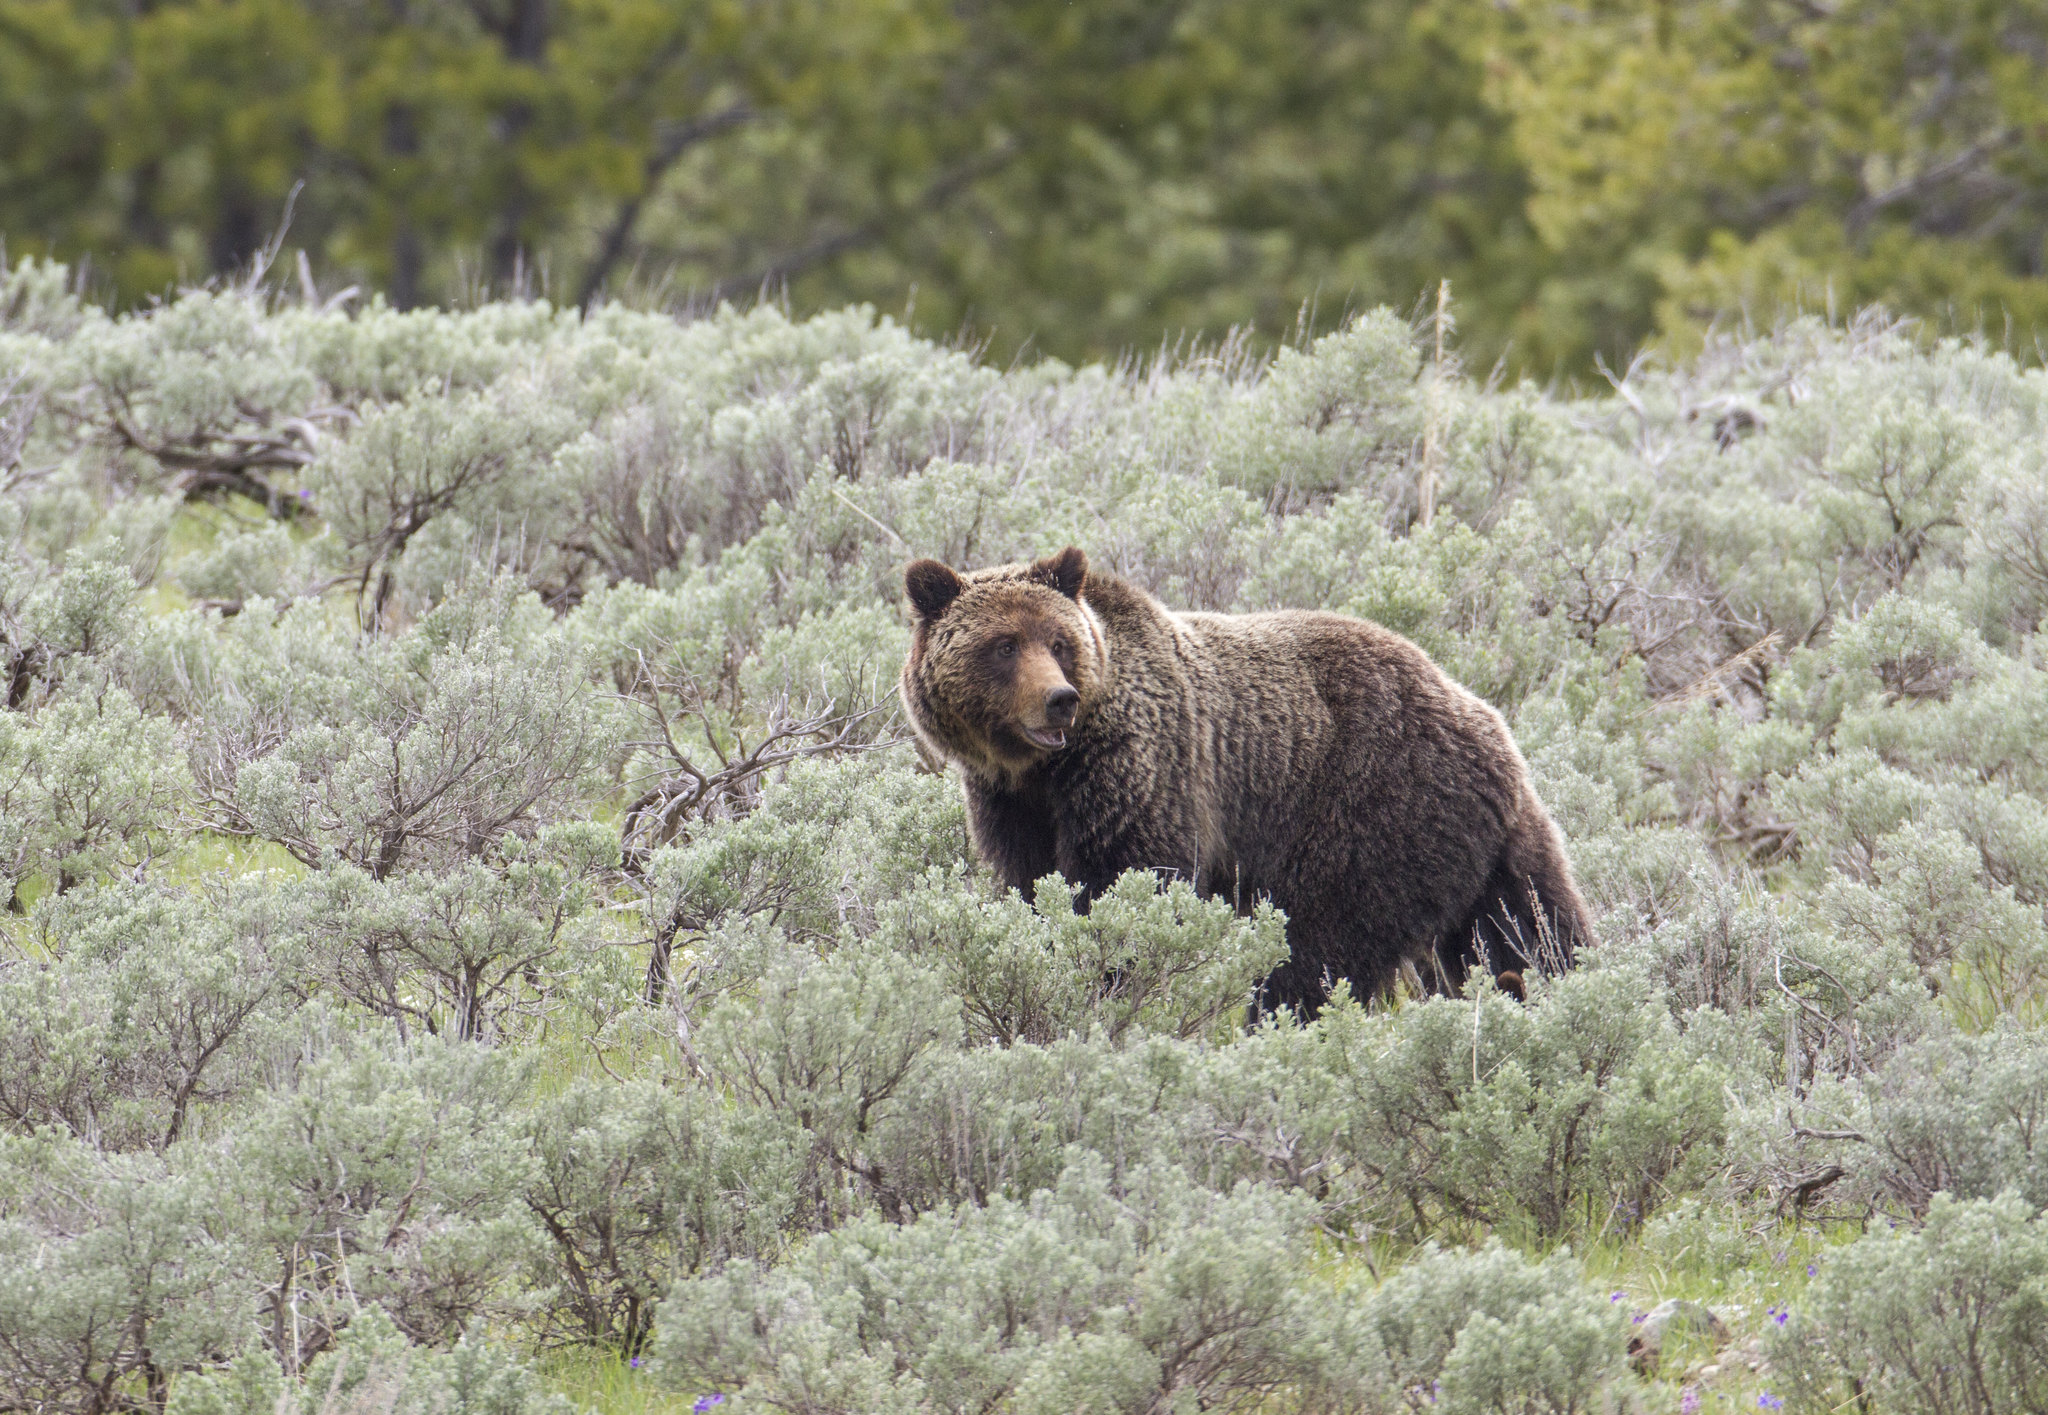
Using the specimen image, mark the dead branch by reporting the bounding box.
[618,670,901,869]
[110,403,357,519]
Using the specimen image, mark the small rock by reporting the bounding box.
[1628,1299,1732,1375]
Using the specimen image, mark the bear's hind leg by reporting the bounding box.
[1445,816,1591,991]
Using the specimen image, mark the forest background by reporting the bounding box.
[7,0,2048,373]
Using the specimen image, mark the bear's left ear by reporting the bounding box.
[1033,546,1087,600]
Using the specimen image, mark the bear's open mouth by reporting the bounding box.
[1022,726,1068,750]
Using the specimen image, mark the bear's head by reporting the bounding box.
[898,546,1108,780]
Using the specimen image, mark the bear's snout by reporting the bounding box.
[1045,685,1079,725]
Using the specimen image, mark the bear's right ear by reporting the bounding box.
[905,559,964,622]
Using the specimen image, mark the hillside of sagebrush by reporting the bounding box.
[7,262,2048,1413]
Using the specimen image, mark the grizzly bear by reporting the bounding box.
[898,546,1591,1015]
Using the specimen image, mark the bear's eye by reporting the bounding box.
[996,640,1017,659]
[1051,638,1070,656]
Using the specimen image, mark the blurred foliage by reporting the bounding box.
[8,0,2048,371]
[1492,0,2048,369]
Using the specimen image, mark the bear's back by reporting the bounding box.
[1171,607,1503,752]
[1161,606,1525,885]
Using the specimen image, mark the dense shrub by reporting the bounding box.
[1771,1193,2048,1415]
[0,875,308,1149]
[0,1131,247,1413]
[1359,1241,1630,1415]
[653,1155,1368,1414]
[518,1078,804,1355]
[167,1309,575,1415]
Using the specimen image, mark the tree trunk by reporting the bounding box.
[386,103,423,308]
[488,0,549,289]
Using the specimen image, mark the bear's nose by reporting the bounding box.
[1045,685,1080,724]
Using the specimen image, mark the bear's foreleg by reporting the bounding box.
[963,779,1059,898]
[1051,802,1205,913]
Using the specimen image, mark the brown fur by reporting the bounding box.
[899,547,1593,1015]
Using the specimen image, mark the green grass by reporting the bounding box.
[536,1349,716,1415]
[164,831,311,881]
[1580,1209,1844,1408]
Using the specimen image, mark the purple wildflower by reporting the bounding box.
[1680,1388,1701,1415]
[1758,1395,1783,1410]
[629,1358,643,1369]
[1775,1309,1790,1327]
[1610,1290,1625,1303]
[694,1397,726,1413]
[1806,1263,1817,1277]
